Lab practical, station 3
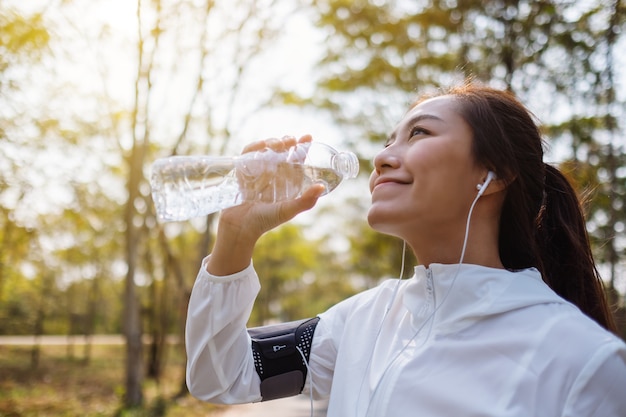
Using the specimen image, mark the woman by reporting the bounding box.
[185,84,626,416]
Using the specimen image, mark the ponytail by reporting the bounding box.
[441,83,617,333]
[536,164,617,332]
[438,82,617,333]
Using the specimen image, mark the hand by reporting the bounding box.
[206,135,325,276]
[237,135,311,203]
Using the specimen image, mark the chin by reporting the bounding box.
[368,206,418,241]
[366,207,380,228]
[367,211,398,236]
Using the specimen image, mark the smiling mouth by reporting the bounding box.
[372,180,410,194]
[375,178,409,188]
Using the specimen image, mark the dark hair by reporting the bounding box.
[430,83,617,332]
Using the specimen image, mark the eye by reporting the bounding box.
[409,126,429,138]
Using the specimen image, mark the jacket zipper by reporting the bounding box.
[426,267,435,312]
[365,267,437,417]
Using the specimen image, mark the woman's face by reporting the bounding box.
[368,95,485,240]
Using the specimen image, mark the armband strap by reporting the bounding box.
[248,317,319,401]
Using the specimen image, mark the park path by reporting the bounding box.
[215,395,328,417]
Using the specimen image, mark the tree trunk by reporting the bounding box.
[123,237,144,407]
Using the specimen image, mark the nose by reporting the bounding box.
[372,146,401,173]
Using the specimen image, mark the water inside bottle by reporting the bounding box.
[301,165,343,193]
[237,163,343,203]
[152,158,241,221]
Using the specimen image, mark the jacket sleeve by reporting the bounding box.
[562,338,626,417]
[185,256,262,404]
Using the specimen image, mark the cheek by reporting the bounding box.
[368,170,377,193]
[405,148,439,186]
[407,145,475,202]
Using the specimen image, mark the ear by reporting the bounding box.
[475,170,506,197]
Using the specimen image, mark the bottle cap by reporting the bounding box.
[333,152,359,179]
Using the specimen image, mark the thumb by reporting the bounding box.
[279,183,326,220]
[299,183,326,209]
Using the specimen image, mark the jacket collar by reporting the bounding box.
[402,264,571,334]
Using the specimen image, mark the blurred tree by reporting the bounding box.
[0,244,38,336]
[1,0,308,409]
[251,224,322,325]
[30,270,55,369]
[0,202,36,319]
[547,0,626,331]
[0,3,50,304]
[295,0,583,149]
[120,0,160,406]
[250,223,357,325]
[114,0,308,406]
[0,5,49,93]
[51,180,125,363]
[0,1,94,362]
[585,0,625,313]
[348,222,417,287]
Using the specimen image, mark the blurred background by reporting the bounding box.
[0,0,625,416]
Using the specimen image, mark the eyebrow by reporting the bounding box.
[387,113,445,143]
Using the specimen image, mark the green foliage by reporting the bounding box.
[0,283,38,334]
[250,223,357,324]
[347,223,417,287]
[301,1,621,152]
[0,7,49,80]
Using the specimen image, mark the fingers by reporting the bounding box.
[241,135,313,155]
[297,134,312,144]
[241,140,267,154]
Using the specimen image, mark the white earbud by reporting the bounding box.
[476,171,497,197]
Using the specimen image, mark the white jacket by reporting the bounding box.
[186,258,626,416]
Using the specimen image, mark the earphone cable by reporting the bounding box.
[296,345,315,417]
[362,190,483,416]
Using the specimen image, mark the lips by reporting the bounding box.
[373,177,410,190]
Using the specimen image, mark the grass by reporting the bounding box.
[0,344,224,417]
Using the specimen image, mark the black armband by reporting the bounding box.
[248,317,320,401]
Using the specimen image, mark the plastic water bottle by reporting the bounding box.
[150,141,359,222]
